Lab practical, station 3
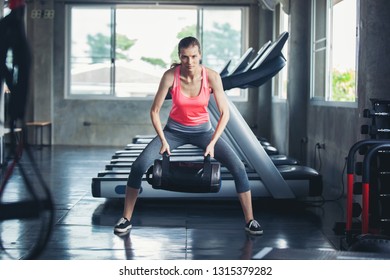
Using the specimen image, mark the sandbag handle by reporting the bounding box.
[162,152,211,163]
[203,154,211,169]
[202,154,212,182]
[162,152,212,181]
[161,152,170,186]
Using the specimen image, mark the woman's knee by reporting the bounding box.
[230,160,246,175]
[126,170,143,189]
[126,159,148,189]
[232,163,250,193]
[236,183,250,193]
[127,184,141,190]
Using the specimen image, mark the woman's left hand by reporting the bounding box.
[204,143,215,158]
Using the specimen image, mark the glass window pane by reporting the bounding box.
[274,5,289,99]
[315,0,327,41]
[330,0,357,102]
[115,8,197,98]
[70,8,112,95]
[201,9,242,72]
[311,0,328,99]
[67,5,247,100]
[314,50,326,97]
[201,8,243,98]
[280,12,289,99]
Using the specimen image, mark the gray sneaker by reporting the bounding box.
[114,217,132,233]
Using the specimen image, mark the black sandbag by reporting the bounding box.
[146,153,221,193]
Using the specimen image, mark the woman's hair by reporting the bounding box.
[178,36,201,55]
[171,36,201,68]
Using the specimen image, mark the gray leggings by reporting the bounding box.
[127,126,250,193]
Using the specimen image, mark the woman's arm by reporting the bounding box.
[150,68,175,155]
[205,68,230,157]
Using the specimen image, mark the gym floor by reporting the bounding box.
[0,145,356,260]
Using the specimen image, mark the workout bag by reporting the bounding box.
[146,153,221,193]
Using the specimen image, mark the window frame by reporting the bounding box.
[309,0,359,108]
[64,4,249,101]
[272,4,289,102]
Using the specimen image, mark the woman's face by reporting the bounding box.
[179,45,202,72]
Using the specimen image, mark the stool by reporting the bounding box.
[26,122,51,149]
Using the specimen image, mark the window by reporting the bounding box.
[330,0,357,102]
[310,0,358,103]
[66,5,248,100]
[273,4,289,100]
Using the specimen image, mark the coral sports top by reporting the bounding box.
[169,65,211,126]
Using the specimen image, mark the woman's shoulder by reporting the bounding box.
[162,67,176,79]
[157,67,176,89]
[204,66,221,83]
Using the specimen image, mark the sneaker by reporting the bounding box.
[245,219,263,235]
[114,217,132,233]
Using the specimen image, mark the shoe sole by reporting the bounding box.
[114,225,132,233]
[245,228,263,235]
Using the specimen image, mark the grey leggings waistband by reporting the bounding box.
[166,117,212,133]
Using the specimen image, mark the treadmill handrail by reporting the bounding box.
[208,95,294,199]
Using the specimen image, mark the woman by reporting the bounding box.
[114,37,263,235]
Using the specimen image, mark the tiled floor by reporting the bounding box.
[0,145,387,260]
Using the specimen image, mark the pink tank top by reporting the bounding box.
[169,66,211,126]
